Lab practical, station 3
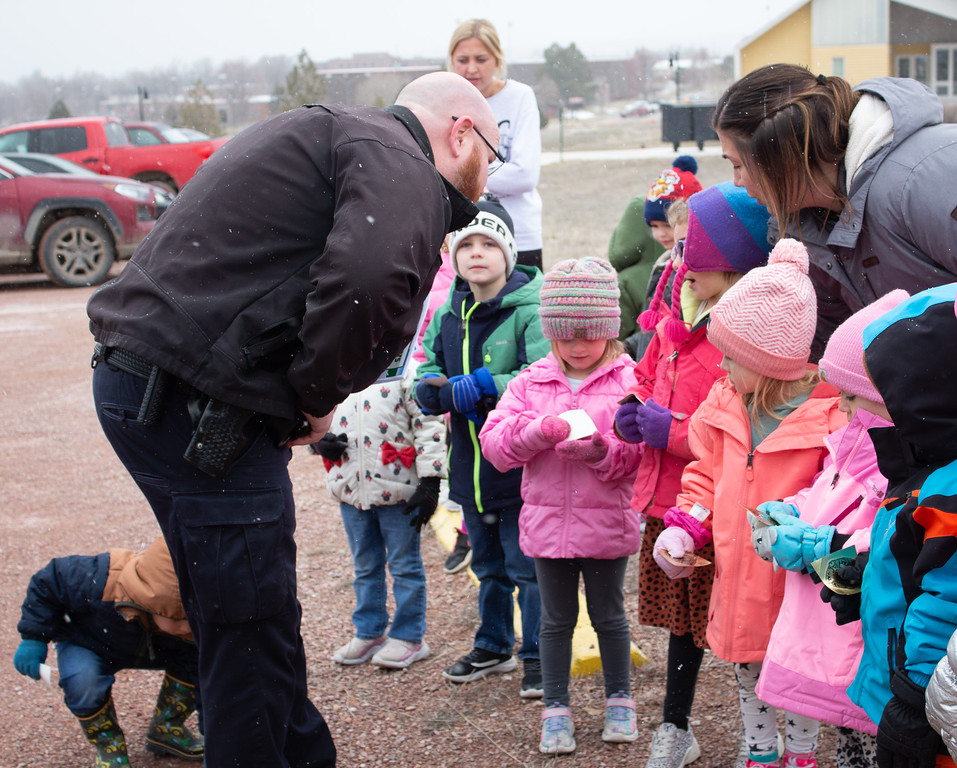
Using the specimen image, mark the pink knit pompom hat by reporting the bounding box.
[707,238,816,381]
[819,289,909,403]
[538,257,621,340]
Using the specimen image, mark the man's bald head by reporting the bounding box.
[396,71,499,201]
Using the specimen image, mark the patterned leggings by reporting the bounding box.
[836,727,877,768]
[734,662,818,758]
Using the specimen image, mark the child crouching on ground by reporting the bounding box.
[480,257,643,754]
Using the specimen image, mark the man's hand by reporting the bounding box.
[287,408,337,447]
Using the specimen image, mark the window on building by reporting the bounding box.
[832,57,845,77]
[932,45,957,97]
[896,55,929,84]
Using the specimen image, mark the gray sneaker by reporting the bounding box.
[646,722,700,768]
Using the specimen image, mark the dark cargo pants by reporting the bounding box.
[93,361,336,768]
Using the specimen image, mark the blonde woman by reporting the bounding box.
[448,18,543,271]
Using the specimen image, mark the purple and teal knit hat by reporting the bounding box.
[639,182,771,344]
[538,258,621,340]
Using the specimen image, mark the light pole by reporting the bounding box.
[669,51,681,102]
[137,86,149,120]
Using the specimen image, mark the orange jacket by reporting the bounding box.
[676,376,844,663]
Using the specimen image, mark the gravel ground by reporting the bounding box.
[0,137,839,766]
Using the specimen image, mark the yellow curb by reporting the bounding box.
[431,506,648,676]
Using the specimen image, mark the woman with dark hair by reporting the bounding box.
[712,63,957,357]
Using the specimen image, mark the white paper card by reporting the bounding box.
[558,409,597,441]
[39,663,54,686]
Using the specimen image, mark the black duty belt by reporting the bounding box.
[95,344,155,380]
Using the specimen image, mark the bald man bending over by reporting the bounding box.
[87,71,497,768]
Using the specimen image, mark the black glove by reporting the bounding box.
[404,477,440,532]
[309,432,348,462]
[821,551,868,625]
[876,670,941,768]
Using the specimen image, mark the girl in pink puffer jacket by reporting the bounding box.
[480,258,642,756]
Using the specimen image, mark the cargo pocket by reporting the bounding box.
[172,487,293,625]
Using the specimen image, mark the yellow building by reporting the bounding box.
[736,0,957,99]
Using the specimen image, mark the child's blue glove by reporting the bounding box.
[13,639,47,680]
[414,374,449,415]
[769,520,837,572]
[449,368,497,422]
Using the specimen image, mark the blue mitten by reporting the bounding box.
[770,522,837,571]
[414,374,447,415]
[13,639,47,680]
[614,400,644,443]
[635,398,673,450]
[449,368,497,422]
[758,500,801,522]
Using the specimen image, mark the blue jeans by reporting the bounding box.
[56,643,116,716]
[339,502,426,643]
[93,362,335,768]
[462,504,539,660]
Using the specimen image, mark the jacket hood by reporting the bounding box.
[103,537,186,622]
[855,77,943,152]
[863,283,957,469]
[447,265,543,316]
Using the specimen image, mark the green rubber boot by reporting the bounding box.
[144,674,205,761]
[77,698,131,768]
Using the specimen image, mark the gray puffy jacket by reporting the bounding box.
[927,629,957,762]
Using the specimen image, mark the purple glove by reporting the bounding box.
[555,431,609,463]
[653,526,696,579]
[635,398,673,450]
[519,415,570,452]
[614,400,644,443]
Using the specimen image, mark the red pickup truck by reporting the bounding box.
[0,116,226,194]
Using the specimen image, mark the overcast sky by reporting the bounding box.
[1,0,800,84]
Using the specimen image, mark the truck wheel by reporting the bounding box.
[38,216,116,287]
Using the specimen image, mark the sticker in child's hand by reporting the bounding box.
[656,549,711,567]
[744,505,777,526]
[558,409,598,441]
[811,546,861,595]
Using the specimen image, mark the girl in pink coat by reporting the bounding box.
[616,181,772,768]
[750,290,909,768]
[653,240,846,768]
[480,258,642,756]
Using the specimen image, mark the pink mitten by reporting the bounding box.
[541,415,571,443]
[652,526,696,579]
[519,415,571,452]
[554,431,609,463]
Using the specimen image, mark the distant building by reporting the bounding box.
[735,0,957,104]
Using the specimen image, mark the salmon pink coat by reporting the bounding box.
[676,376,844,662]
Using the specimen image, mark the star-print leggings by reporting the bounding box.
[734,662,819,760]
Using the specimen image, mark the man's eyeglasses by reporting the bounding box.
[452,115,505,174]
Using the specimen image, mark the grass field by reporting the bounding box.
[538,109,732,270]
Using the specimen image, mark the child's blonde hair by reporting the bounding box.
[550,338,625,374]
[666,198,689,229]
[743,370,819,423]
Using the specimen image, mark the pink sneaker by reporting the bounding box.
[782,751,817,768]
[332,636,386,665]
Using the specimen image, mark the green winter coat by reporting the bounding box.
[607,194,665,339]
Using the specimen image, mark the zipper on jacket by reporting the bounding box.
[460,300,484,514]
[831,422,869,490]
[746,452,754,482]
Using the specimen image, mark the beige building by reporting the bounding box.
[735,0,957,99]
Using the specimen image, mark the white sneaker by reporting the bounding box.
[332,636,386,665]
[371,638,430,669]
[646,722,700,768]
